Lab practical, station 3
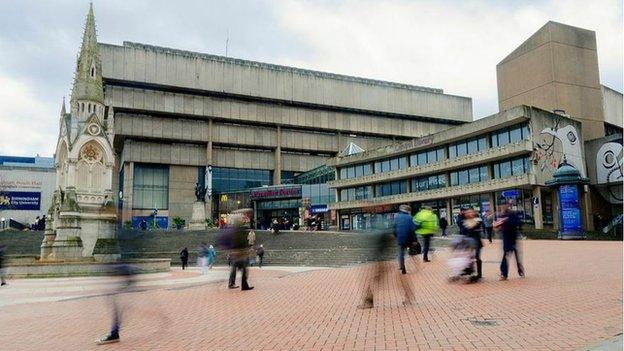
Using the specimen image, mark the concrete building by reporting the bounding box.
[0,156,55,228]
[497,21,622,232]
[64,6,474,227]
[328,106,587,231]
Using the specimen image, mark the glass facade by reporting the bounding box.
[302,184,334,205]
[410,147,445,167]
[411,173,446,191]
[212,167,272,193]
[495,188,534,223]
[493,156,531,179]
[448,136,487,158]
[450,165,489,186]
[133,164,169,210]
[374,156,408,174]
[375,180,408,197]
[451,194,491,224]
[491,124,529,147]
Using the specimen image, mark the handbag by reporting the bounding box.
[408,240,422,256]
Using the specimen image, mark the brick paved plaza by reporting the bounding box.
[0,240,621,351]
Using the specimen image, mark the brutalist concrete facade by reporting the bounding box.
[97,41,472,224]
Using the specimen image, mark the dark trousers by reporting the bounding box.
[397,245,407,272]
[500,248,524,278]
[422,235,432,260]
[475,246,482,278]
[258,255,264,267]
[181,259,188,270]
[485,227,493,242]
[229,259,250,289]
[109,265,135,337]
[441,227,447,236]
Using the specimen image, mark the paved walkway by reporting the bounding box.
[0,240,621,350]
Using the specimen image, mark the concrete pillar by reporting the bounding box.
[582,187,594,231]
[122,162,134,224]
[273,125,282,185]
[445,198,452,223]
[552,190,560,231]
[205,119,213,219]
[532,186,544,230]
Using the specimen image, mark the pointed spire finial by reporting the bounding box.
[61,96,66,116]
[70,2,103,106]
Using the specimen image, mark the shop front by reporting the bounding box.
[251,185,302,230]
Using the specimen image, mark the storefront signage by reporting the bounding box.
[559,185,581,233]
[501,189,520,198]
[250,186,301,200]
[310,205,328,214]
[0,191,41,210]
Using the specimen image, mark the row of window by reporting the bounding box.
[410,147,445,167]
[338,123,530,180]
[491,124,530,148]
[339,156,532,201]
[493,156,531,179]
[340,163,373,179]
[450,165,489,186]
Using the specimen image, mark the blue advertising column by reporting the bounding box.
[546,158,589,239]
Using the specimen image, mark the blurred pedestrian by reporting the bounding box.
[256,244,265,268]
[220,214,254,291]
[198,243,208,274]
[495,201,525,280]
[394,204,417,274]
[96,264,135,345]
[439,216,448,236]
[461,208,483,283]
[272,219,280,235]
[207,245,216,270]
[179,247,189,270]
[359,219,415,309]
[0,245,7,286]
[247,229,256,246]
[456,207,467,236]
[414,206,439,262]
[482,210,494,243]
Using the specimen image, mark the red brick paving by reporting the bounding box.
[0,240,621,351]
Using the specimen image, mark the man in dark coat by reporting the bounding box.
[393,204,417,275]
[221,214,254,291]
[179,247,189,270]
[439,216,448,236]
[495,202,525,280]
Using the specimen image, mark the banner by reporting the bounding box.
[0,191,41,210]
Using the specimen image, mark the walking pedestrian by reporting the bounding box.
[179,247,189,270]
[456,207,467,236]
[223,214,254,291]
[247,229,256,246]
[461,208,483,283]
[207,245,216,270]
[494,201,525,280]
[198,243,208,274]
[272,219,280,235]
[414,206,439,262]
[394,204,417,274]
[482,210,494,243]
[256,244,265,268]
[439,216,448,236]
[0,245,7,286]
[96,264,135,344]
[358,218,415,309]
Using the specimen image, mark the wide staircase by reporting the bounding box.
[0,229,448,267]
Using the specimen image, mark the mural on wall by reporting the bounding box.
[595,142,623,203]
[533,117,586,177]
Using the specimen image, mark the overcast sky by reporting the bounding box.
[0,0,621,157]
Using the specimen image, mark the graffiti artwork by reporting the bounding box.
[533,117,585,176]
[595,142,623,203]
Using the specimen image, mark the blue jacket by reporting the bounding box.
[394,211,416,246]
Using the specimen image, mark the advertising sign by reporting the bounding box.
[559,185,582,234]
[250,186,302,200]
[310,205,328,214]
[0,191,41,210]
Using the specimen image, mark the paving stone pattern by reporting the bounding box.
[0,240,621,350]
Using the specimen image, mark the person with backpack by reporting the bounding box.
[414,206,439,262]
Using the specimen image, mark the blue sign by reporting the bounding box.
[559,185,581,234]
[0,191,41,210]
[501,189,520,198]
[132,216,169,230]
[310,205,328,214]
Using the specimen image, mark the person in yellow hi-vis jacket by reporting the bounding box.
[414,206,439,262]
